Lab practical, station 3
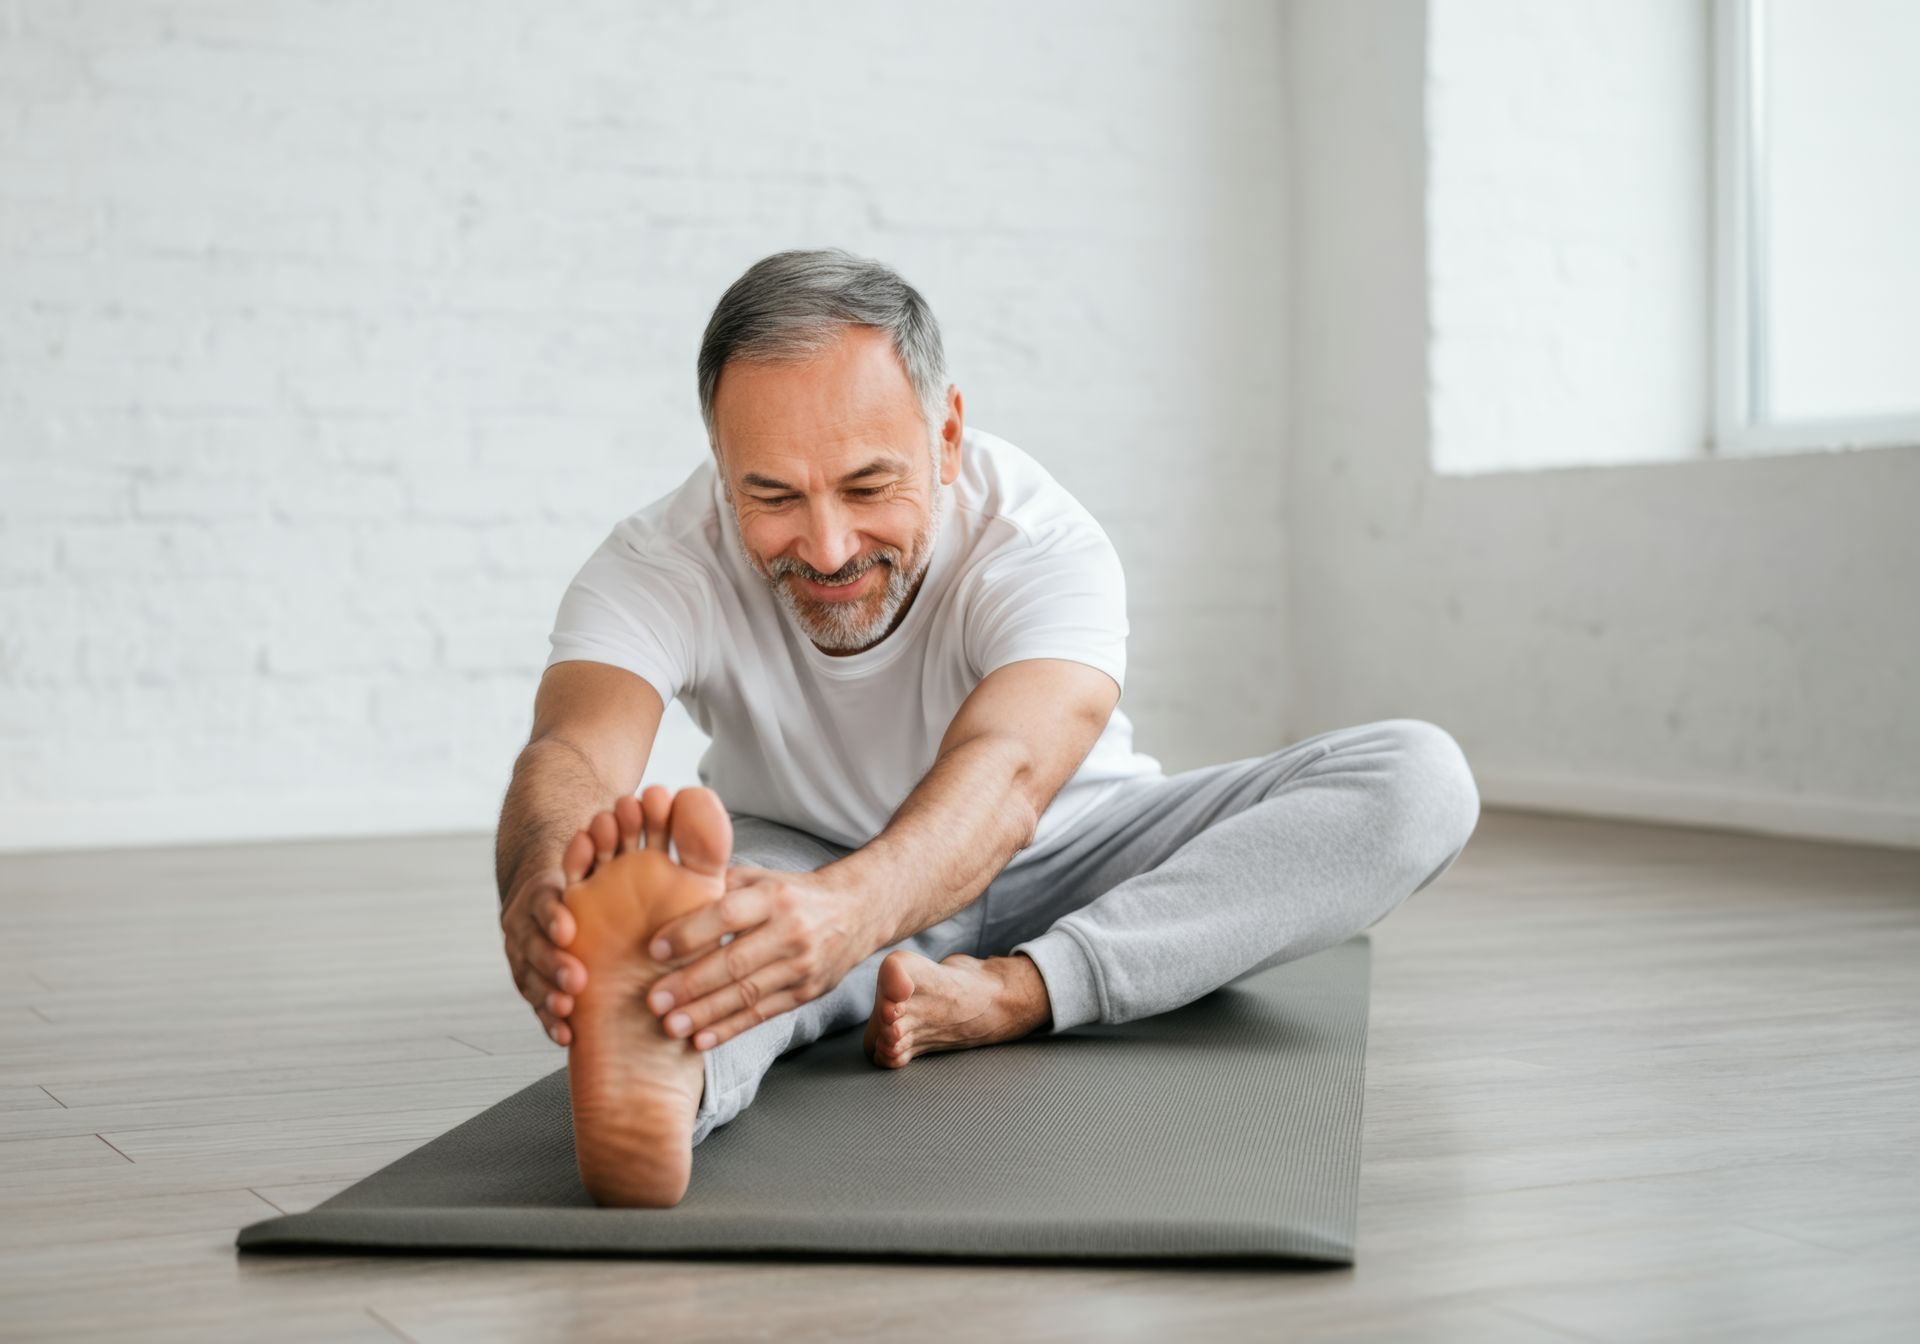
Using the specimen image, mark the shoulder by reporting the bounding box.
[952,426,1110,555]
[590,457,727,588]
[945,431,1130,681]
[550,456,725,692]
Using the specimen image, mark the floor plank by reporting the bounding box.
[1,809,1915,1341]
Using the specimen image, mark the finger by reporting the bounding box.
[659,956,802,1040]
[533,884,576,949]
[648,927,781,1024]
[516,963,562,1016]
[640,785,672,851]
[532,940,588,996]
[614,794,643,854]
[645,883,764,967]
[648,884,772,964]
[512,911,587,995]
[724,864,767,891]
[538,1006,572,1047]
[522,967,574,1020]
[505,864,563,923]
[691,989,804,1051]
[589,810,619,866]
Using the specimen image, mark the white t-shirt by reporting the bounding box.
[545,426,1163,865]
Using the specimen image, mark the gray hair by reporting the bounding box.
[696,247,950,457]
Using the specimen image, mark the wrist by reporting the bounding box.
[813,851,896,953]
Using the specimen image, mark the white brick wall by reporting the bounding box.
[0,0,1289,851]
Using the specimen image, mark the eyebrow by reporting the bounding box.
[739,456,908,493]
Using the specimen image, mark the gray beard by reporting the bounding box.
[741,479,948,653]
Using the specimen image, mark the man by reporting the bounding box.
[497,247,1481,1207]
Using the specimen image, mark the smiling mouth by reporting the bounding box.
[796,568,877,602]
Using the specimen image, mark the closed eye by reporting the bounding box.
[751,485,893,506]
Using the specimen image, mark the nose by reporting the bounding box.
[795,498,861,577]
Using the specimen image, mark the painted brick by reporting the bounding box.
[0,0,1287,849]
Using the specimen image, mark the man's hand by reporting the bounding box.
[641,866,878,1051]
[500,862,590,1047]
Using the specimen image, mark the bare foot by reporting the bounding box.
[563,783,731,1207]
[861,950,1053,1069]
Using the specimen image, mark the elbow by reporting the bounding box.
[1010,791,1042,854]
[952,731,1046,854]
[995,737,1045,853]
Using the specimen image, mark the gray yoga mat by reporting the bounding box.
[237,935,1371,1265]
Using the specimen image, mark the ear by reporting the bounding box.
[938,385,964,486]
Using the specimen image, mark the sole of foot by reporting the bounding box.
[563,784,731,1207]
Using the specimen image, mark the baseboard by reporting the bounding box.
[1475,766,1920,851]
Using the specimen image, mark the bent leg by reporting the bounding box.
[1002,718,1481,1033]
[690,814,986,1145]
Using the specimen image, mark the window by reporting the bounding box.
[1713,0,1920,455]
[1427,0,1711,476]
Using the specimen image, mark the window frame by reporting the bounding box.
[1710,0,1920,457]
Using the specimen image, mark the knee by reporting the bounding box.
[1369,718,1482,875]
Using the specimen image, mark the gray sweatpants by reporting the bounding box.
[689,716,1481,1146]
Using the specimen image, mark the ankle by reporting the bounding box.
[997,953,1053,1035]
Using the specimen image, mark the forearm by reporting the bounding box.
[494,735,623,909]
[817,734,1039,950]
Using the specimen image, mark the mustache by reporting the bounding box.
[769,550,897,587]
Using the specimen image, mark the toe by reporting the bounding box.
[878,951,918,1007]
[614,795,643,853]
[640,785,672,852]
[863,1002,892,1064]
[668,787,732,878]
[561,829,595,884]
[589,811,619,865]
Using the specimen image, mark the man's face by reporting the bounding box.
[712,326,961,655]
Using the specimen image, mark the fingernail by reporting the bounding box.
[695,1032,716,1050]
[649,990,674,1013]
[548,1026,562,1044]
[650,939,670,959]
[557,970,574,992]
[667,1012,690,1036]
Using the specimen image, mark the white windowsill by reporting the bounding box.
[1712,414,1920,458]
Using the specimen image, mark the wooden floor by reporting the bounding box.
[1,808,1916,1342]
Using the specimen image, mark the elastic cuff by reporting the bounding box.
[688,1045,724,1147]
[1011,926,1106,1034]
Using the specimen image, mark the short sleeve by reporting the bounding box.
[962,522,1128,690]
[545,523,708,704]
